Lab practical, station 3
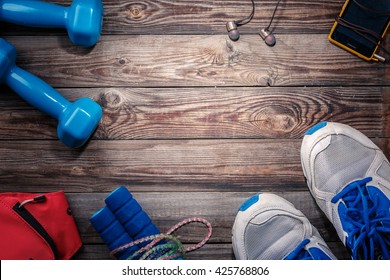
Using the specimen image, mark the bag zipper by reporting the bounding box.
[13,201,59,259]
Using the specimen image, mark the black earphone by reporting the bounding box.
[226,0,282,47]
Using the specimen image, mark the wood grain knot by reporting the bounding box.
[70,166,86,176]
[252,105,297,134]
[127,3,147,20]
[98,91,123,109]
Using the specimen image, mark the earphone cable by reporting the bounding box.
[235,0,255,26]
[336,16,382,41]
[335,16,390,63]
[265,0,283,31]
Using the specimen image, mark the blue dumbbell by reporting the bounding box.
[105,187,161,244]
[0,0,103,47]
[90,207,140,260]
[0,38,102,148]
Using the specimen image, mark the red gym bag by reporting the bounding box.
[0,191,82,260]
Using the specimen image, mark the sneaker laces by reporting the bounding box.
[331,177,390,259]
[110,217,212,260]
[284,239,313,260]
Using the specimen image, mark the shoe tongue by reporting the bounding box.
[244,215,303,259]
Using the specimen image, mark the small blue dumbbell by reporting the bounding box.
[90,207,139,260]
[105,187,161,244]
[0,38,102,148]
[0,0,103,47]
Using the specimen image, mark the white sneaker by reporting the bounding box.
[301,122,390,259]
[232,193,336,260]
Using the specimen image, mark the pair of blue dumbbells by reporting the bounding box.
[90,187,162,260]
[0,0,103,148]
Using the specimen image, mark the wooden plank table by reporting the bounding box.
[0,0,389,260]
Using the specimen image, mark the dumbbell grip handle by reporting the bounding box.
[6,66,70,119]
[0,0,67,28]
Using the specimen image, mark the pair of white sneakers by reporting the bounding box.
[232,122,390,260]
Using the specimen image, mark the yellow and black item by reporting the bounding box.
[328,0,390,62]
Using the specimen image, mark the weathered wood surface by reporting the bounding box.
[0,139,307,193]
[0,0,346,35]
[0,139,389,194]
[2,35,389,87]
[0,86,389,140]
